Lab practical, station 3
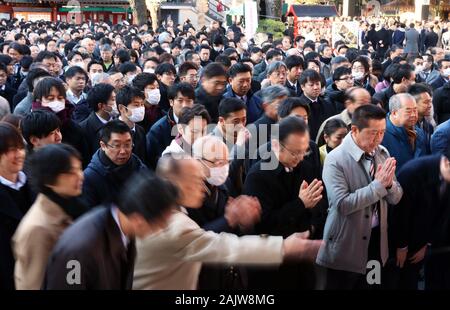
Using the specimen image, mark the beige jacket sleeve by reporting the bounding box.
[141,212,284,265]
[13,226,55,290]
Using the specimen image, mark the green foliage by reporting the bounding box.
[256,19,286,40]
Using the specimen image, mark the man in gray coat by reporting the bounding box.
[404,23,420,54]
[316,105,403,289]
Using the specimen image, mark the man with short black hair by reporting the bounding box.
[298,69,337,141]
[430,58,450,90]
[116,86,148,164]
[21,110,62,153]
[81,120,148,207]
[80,83,117,158]
[195,62,228,122]
[326,67,354,112]
[65,66,88,108]
[253,49,283,82]
[155,63,177,112]
[147,83,195,168]
[284,55,304,97]
[223,63,263,124]
[318,105,403,289]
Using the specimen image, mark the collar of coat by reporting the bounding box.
[342,132,389,163]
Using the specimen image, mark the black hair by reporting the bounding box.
[277,97,310,118]
[21,110,61,150]
[35,51,57,63]
[32,77,66,102]
[114,48,131,64]
[218,97,246,119]
[0,54,13,66]
[132,73,158,91]
[185,51,199,62]
[265,49,283,61]
[155,63,176,76]
[299,69,322,86]
[277,115,308,143]
[333,66,352,81]
[116,85,145,107]
[167,83,195,101]
[87,83,115,112]
[214,55,232,68]
[178,104,211,125]
[0,62,7,74]
[87,59,104,72]
[351,105,386,130]
[407,83,433,98]
[118,171,178,221]
[65,65,87,80]
[20,55,33,70]
[323,118,347,137]
[119,62,137,75]
[178,61,198,78]
[228,62,252,78]
[0,122,25,155]
[8,42,28,55]
[202,62,227,79]
[391,63,413,84]
[285,55,304,70]
[26,68,51,92]
[437,58,450,69]
[100,119,132,144]
[29,143,81,192]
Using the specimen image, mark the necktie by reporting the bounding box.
[405,127,417,149]
[364,152,379,224]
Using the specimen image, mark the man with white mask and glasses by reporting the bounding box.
[116,86,148,164]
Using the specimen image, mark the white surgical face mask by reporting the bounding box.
[443,68,450,78]
[414,65,424,74]
[206,164,229,186]
[127,74,136,85]
[146,89,161,105]
[164,47,171,54]
[107,103,119,118]
[352,71,365,81]
[214,46,222,52]
[46,100,65,113]
[128,106,145,123]
[241,42,248,50]
[144,68,155,74]
[73,62,85,69]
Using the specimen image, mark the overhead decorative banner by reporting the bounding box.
[332,21,359,48]
[244,0,258,40]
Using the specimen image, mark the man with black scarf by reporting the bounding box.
[81,120,148,208]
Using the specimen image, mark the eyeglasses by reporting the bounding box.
[279,142,310,158]
[198,157,231,167]
[338,76,354,81]
[106,143,134,151]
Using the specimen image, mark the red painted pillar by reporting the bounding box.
[52,4,58,22]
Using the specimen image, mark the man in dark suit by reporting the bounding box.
[43,172,178,289]
[0,63,17,111]
[80,83,117,160]
[430,58,450,90]
[244,116,325,289]
[147,83,195,168]
[298,69,337,141]
[376,24,392,59]
[284,55,304,97]
[116,86,148,164]
[392,152,450,289]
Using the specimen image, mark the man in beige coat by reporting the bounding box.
[133,155,322,290]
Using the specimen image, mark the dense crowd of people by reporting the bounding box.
[0,15,449,290]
